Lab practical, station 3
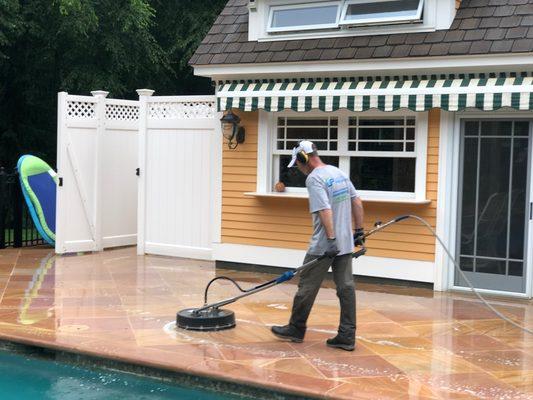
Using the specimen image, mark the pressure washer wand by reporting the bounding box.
[192,226,399,315]
[192,256,326,314]
[192,217,412,315]
[362,215,410,238]
[178,219,392,330]
[181,214,533,335]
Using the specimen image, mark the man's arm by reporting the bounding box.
[318,209,335,239]
[318,208,339,257]
[307,176,334,238]
[351,196,364,230]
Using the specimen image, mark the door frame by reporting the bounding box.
[447,111,533,298]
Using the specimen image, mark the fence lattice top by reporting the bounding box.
[105,104,139,121]
[66,99,140,122]
[67,101,96,119]
[64,95,218,122]
[148,101,217,120]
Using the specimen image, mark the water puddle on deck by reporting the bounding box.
[162,319,533,400]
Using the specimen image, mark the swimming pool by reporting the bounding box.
[0,349,250,400]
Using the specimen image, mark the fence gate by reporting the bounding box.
[137,93,221,260]
[56,91,139,253]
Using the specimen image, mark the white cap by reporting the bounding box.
[287,140,315,168]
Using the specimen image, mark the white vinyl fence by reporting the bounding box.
[56,91,139,253]
[137,91,221,260]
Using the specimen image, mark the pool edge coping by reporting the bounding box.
[0,335,330,400]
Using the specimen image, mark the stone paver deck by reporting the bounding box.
[0,247,532,399]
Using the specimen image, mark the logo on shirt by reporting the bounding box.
[333,187,349,203]
[331,176,351,204]
[325,178,334,187]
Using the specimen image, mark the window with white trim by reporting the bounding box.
[340,0,424,26]
[249,0,457,42]
[348,117,417,192]
[270,113,427,199]
[268,2,341,33]
[266,0,424,33]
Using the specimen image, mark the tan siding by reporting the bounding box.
[220,110,441,262]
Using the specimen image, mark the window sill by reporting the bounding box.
[244,192,432,205]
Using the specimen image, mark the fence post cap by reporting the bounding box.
[91,90,109,97]
[136,89,155,97]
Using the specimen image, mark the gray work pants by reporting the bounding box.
[289,253,356,340]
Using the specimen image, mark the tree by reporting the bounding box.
[148,0,228,95]
[0,0,22,167]
[0,0,21,63]
[0,0,226,168]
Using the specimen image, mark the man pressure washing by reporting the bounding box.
[271,141,365,351]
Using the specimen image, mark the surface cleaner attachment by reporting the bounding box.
[176,308,236,331]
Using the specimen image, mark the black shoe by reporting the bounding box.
[271,325,304,343]
[326,335,355,351]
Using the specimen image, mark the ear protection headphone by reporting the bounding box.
[296,150,309,164]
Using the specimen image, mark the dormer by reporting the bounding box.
[248,0,458,42]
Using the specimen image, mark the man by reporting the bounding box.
[271,140,365,351]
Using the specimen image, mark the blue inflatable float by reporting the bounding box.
[16,155,57,246]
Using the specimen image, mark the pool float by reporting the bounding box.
[17,155,57,246]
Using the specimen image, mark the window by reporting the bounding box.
[252,0,455,42]
[348,117,416,152]
[275,117,339,188]
[269,114,427,198]
[348,117,417,192]
[350,157,415,192]
[268,2,341,33]
[340,0,424,26]
[276,117,338,151]
[266,0,424,33]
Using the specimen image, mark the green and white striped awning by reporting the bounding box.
[217,76,533,112]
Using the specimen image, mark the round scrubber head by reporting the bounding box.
[176,308,236,331]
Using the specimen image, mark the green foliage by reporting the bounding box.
[150,0,228,95]
[0,0,226,168]
[0,0,21,60]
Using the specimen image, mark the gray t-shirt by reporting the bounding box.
[306,165,358,256]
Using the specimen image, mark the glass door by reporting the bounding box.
[456,120,531,293]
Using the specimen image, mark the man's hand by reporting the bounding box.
[354,228,365,247]
[325,238,340,258]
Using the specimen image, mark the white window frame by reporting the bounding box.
[339,0,424,27]
[249,0,456,42]
[259,109,428,201]
[267,1,342,33]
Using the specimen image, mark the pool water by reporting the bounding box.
[0,350,250,400]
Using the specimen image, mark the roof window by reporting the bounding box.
[340,0,424,26]
[266,0,424,33]
[268,2,341,33]
[251,0,454,42]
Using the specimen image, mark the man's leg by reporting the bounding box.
[288,253,332,332]
[328,254,356,349]
[272,253,331,342]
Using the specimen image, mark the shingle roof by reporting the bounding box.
[190,0,533,66]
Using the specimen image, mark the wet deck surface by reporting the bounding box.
[0,247,532,399]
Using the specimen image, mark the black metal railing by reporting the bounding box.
[0,167,45,248]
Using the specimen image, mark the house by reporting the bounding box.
[189,0,533,297]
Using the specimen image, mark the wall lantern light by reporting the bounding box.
[220,110,245,149]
